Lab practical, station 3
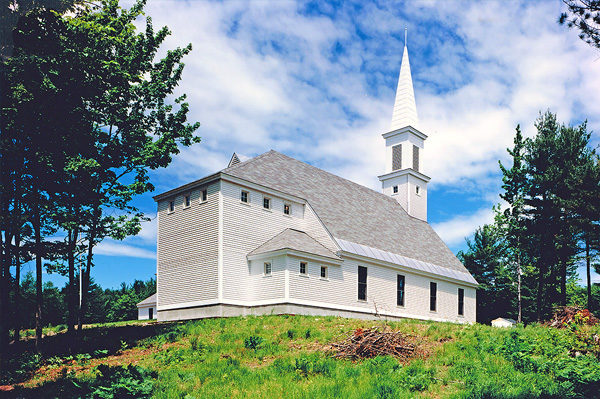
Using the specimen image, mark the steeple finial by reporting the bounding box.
[390,35,418,130]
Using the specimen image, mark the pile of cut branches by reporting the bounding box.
[329,327,417,361]
[548,306,599,328]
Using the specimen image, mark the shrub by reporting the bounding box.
[87,364,157,398]
[304,329,312,339]
[244,336,264,350]
[287,329,295,339]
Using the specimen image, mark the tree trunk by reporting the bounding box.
[13,230,21,342]
[34,206,43,353]
[67,226,78,348]
[586,240,592,310]
[0,229,6,366]
[560,258,567,307]
[78,238,93,332]
[517,251,522,323]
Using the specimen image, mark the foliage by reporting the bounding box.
[560,0,600,49]
[461,112,600,323]
[7,315,600,398]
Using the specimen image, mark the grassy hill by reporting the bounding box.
[2,315,600,398]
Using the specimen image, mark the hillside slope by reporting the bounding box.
[3,315,600,398]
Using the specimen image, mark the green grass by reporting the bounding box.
[7,315,600,398]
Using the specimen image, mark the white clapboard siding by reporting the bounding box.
[157,181,220,307]
[220,180,336,301]
[247,256,286,301]
[288,256,475,322]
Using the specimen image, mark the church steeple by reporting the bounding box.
[378,32,430,221]
[390,43,418,130]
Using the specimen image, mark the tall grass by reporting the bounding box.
[19,315,600,398]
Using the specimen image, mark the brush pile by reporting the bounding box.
[330,327,417,361]
[548,306,599,328]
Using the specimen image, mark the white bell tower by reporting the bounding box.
[378,31,430,221]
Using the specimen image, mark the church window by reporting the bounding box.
[264,262,272,276]
[283,203,291,215]
[241,190,249,203]
[415,185,420,195]
[184,195,191,208]
[263,197,271,209]
[321,266,328,279]
[397,274,405,307]
[358,266,367,300]
[458,288,464,316]
[299,262,307,275]
[430,282,437,311]
[393,185,398,194]
[168,200,175,213]
[392,145,402,170]
[201,189,208,202]
[413,145,419,171]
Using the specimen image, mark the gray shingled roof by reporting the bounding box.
[137,293,156,307]
[223,150,470,274]
[248,228,341,260]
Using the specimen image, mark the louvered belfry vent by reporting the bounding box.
[392,145,402,171]
[228,152,241,167]
[412,145,419,172]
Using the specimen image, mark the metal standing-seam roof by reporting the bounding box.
[137,293,156,307]
[248,228,341,260]
[222,150,473,279]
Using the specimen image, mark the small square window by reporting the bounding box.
[241,190,249,203]
[263,197,271,209]
[299,262,307,275]
[201,189,208,202]
[169,200,175,213]
[264,262,272,276]
[283,203,291,215]
[184,195,191,207]
[393,185,398,194]
[320,266,328,279]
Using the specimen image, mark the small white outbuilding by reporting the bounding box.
[137,293,157,320]
[491,317,516,328]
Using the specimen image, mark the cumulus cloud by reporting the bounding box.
[431,207,496,247]
[112,0,599,258]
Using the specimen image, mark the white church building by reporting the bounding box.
[153,43,478,323]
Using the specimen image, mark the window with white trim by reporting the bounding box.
[283,203,291,215]
[169,200,175,213]
[264,262,272,276]
[263,197,271,209]
[358,266,367,300]
[299,262,307,275]
[458,288,464,316]
[320,266,328,279]
[201,189,208,202]
[416,185,421,195]
[397,274,405,307]
[393,185,398,194]
[184,194,191,208]
[430,282,437,312]
[241,190,249,203]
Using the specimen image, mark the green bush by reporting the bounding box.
[86,364,157,398]
[244,335,264,350]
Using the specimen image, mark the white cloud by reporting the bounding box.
[431,207,496,247]
[94,241,156,260]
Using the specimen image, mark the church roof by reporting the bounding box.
[137,293,156,307]
[390,45,418,131]
[248,228,341,260]
[222,150,470,275]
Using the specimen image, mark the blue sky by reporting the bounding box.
[33,0,600,289]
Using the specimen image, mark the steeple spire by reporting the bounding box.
[390,34,418,130]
